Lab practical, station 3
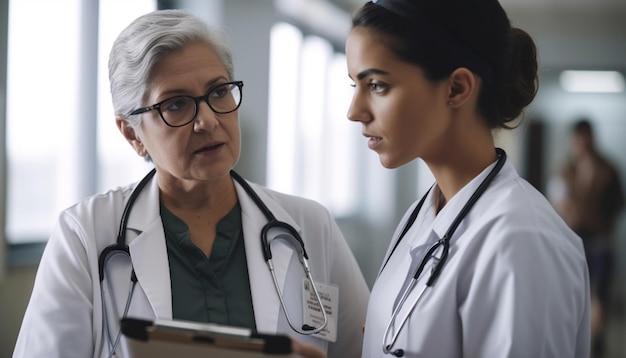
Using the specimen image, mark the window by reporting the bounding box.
[97,0,155,192]
[5,0,154,244]
[267,22,360,217]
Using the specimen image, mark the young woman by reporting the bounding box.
[341,0,590,356]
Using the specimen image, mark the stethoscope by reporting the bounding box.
[382,148,506,357]
[98,169,328,357]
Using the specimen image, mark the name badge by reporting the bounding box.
[301,279,338,342]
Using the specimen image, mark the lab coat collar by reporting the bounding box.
[124,171,174,320]
[234,178,301,334]
[430,157,514,242]
[115,170,303,331]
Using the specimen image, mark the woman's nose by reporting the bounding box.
[193,101,219,131]
[346,93,371,123]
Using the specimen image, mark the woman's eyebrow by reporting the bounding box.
[357,68,389,80]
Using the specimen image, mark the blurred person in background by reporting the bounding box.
[549,118,625,357]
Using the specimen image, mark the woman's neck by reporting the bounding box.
[159,173,238,216]
[427,142,497,204]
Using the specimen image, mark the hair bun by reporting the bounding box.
[495,27,539,124]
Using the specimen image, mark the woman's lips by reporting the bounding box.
[366,136,382,150]
[194,143,223,154]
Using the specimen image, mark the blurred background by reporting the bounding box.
[0,0,625,356]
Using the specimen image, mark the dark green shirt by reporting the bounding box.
[161,201,256,330]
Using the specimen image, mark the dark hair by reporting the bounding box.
[573,118,593,137]
[352,0,538,129]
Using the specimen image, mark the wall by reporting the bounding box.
[0,0,15,355]
[0,266,36,357]
[0,0,8,282]
[2,0,626,356]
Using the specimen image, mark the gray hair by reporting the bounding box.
[108,9,234,127]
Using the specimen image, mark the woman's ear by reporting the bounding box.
[447,67,478,108]
[116,117,147,157]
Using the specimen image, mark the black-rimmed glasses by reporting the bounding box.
[127,81,244,127]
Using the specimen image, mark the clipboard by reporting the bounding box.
[121,317,301,357]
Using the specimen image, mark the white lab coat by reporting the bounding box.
[362,159,590,357]
[13,172,369,358]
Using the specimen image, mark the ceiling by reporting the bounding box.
[323,0,626,72]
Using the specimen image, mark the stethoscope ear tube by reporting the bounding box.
[98,168,156,283]
[231,170,310,262]
[262,221,309,261]
[266,253,329,335]
[259,218,326,334]
[116,168,157,245]
[98,244,129,282]
[426,239,449,286]
[260,224,274,261]
[232,172,325,335]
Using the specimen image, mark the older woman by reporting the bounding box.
[14,9,368,358]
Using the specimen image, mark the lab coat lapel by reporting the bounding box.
[125,172,173,320]
[235,179,298,334]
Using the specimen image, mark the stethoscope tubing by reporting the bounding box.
[230,170,328,334]
[98,169,329,356]
[383,276,431,355]
[382,148,507,356]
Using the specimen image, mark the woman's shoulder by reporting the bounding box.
[60,182,136,224]
[474,175,581,249]
[473,160,557,217]
[48,183,139,255]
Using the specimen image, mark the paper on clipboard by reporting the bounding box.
[121,317,301,358]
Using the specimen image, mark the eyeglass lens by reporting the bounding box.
[160,82,241,126]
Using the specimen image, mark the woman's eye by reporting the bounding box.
[210,85,230,98]
[163,97,191,112]
[369,82,386,93]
